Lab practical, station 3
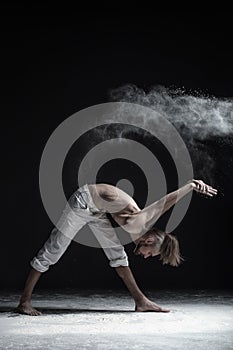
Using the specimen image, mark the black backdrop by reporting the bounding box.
[2,14,233,291]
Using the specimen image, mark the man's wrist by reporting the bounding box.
[190,182,196,189]
[186,179,195,189]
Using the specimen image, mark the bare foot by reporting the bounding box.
[135,299,170,313]
[15,301,42,316]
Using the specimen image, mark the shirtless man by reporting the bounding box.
[16,179,217,315]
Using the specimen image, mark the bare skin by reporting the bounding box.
[16,301,42,316]
[16,266,169,315]
[115,266,170,312]
[15,268,42,315]
[88,183,141,220]
[16,179,217,315]
[89,180,217,236]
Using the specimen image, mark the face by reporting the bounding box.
[133,234,160,259]
[135,243,160,259]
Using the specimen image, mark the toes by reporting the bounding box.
[30,310,42,316]
[162,308,170,313]
[34,310,42,316]
[157,308,170,313]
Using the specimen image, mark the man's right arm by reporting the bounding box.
[123,180,217,235]
[123,182,194,235]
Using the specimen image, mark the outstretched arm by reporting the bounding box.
[115,266,170,312]
[124,180,217,234]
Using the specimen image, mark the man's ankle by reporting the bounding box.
[19,297,31,305]
[134,295,147,305]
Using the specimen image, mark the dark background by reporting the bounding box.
[2,14,233,292]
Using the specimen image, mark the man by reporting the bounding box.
[16,179,217,315]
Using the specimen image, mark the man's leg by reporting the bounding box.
[88,215,170,312]
[115,266,170,312]
[16,203,88,315]
[16,227,76,315]
[16,268,42,315]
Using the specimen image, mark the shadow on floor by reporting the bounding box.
[0,306,135,316]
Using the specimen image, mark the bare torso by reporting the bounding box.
[88,183,141,226]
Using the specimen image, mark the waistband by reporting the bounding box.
[77,184,101,213]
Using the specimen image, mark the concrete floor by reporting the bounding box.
[0,289,232,350]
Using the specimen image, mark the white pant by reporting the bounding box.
[30,184,129,272]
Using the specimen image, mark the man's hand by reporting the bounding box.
[192,180,218,197]
[135,297,170,313]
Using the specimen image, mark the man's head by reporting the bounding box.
[133,227,184,267]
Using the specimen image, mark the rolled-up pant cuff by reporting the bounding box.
[30,257,50,273]
[109,256,129,268]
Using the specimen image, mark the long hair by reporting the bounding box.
[150,227,184,267]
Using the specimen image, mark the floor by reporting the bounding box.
[0,289,232,350]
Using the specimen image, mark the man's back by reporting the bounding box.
[88,183,141,226]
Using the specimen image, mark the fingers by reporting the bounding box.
[200,185,218,197]
[193,180,218,196]
[203,185,218,196]
[208,187,218,195]
[193,180,205,191]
